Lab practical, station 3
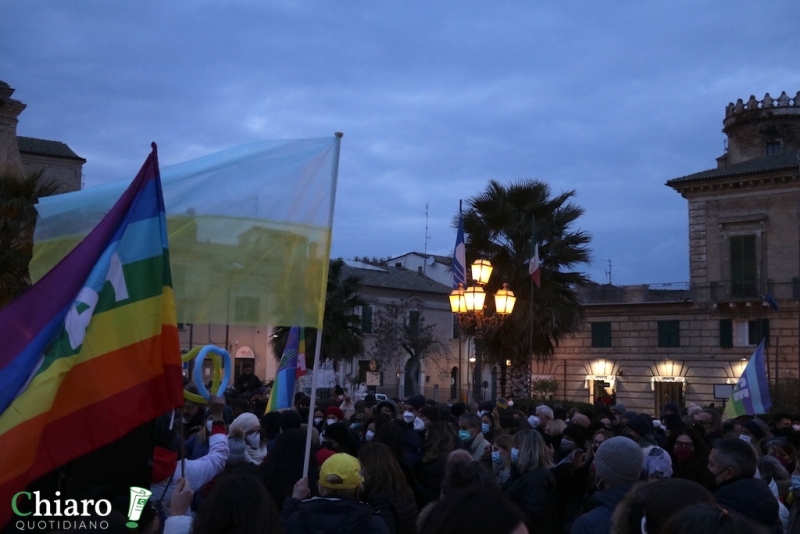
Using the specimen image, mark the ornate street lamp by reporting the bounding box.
[450,259,516,402]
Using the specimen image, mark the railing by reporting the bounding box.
[579,279,800,305]
[709,279,773,302]
[578,282,691,305]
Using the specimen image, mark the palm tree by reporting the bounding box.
[271,258,367,367]
[461,179,591,397]
[0,169,61,308]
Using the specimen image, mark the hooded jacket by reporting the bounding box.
[570,482,635,534]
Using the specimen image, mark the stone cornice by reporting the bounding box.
[669,169,799,198]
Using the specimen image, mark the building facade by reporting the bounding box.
[546,90,800,415]
[0,80,85,190]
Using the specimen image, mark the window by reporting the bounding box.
[720,318,769,347]
[657,321,680,347]
[452,315,461,339]
[730,235,757,298]
[591,322,612,348]
[360,305,373,334]
[235,296,259,322]
[766,141,781,155]
[407,309,420,335]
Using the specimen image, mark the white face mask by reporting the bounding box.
[365,430,375,442]
[313,417,323,425]
[413,417,426,431]
[739,433,753,444]
[206,420,213,433]
[403,411,415,423]
[246,433,261,449]
[326,418,338,426]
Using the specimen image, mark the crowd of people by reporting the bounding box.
[139,384,800,534]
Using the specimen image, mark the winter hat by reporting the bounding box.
[571,413,591,428]
[420,405,441,423]
[376,400,397,417]
[595,436,643,488]
[324,406,344,421]
[227,437,247,465]
[626,414,652,438]
[562,424,589,448]
[741,419,767,441]
[405,394,426,411]
[612,403,627,415]
[478,400,495,414]
[319,453,364,490]
[323,422,350,446]
[280,410,302,431]
[229,412,260,437]
[662,413,685,432]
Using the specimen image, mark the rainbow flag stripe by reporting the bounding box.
[265,326,299,413]
[0,144,182,528]
[723,340,772,419]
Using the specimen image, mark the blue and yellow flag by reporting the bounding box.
[723,341,772,419]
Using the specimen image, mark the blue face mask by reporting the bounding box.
[458,429,472,442]
[510,447,519,462]
[481,423,491,434]
[491,450,503,466]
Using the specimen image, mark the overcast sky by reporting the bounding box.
[3,2,800,285]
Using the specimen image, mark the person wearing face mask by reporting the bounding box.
[362,418,379,443]
[502,429,557,533]
[312,408,325,432]
[481,411,503,444]
[185,412,219,460]
[491,434,514,487]
[457,412,490,461]
[762,437,797,473]
[554,424,588,464]
[401,394,426,467]
[228,412,268,465]
[707,438,782,534]
[667,427,709,486]
[623,414,673,480]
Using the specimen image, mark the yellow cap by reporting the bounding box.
[319,453,363,490]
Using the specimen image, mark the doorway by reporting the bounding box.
[654,381,684,415]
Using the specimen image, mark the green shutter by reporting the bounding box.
[720,319,733,348]
[591,322,612,348]
[361,305,372,334]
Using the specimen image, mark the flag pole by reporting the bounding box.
[302,132,343,478]
[302,331,324,477]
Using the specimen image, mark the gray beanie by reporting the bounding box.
[594,436,643,488]
[227,436,247,465]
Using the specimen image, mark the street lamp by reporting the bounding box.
[450,259,516,402]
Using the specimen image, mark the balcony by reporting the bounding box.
[709,279,773,303]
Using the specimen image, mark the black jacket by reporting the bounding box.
[282,497,390,534]
[503,466,557,532]
[714,477,782,534]
[570,482,634,534]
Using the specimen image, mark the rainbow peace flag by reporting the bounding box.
[723,341,772,419]
[0,144,182,527]
[265,326,300,413]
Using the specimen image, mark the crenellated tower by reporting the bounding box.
[718,91,800,167]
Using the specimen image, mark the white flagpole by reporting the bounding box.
[302,331,325,477]
[302,133,343,478]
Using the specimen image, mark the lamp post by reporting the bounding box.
[450,259,516,402]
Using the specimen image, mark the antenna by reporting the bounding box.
[424,203,431,255]
[605,259,612,285]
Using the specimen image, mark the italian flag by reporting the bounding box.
[529,222,541,288]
